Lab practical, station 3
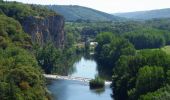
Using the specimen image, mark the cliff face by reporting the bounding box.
[21,15,65,48]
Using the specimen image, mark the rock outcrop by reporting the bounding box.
[21,15,65,48]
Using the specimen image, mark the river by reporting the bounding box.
[47,56,113,100]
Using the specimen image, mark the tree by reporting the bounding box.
[136,66,164,96]
[0,47,47,100]
[139,85,170,100]
[35,43,61,74]
[112,49,170,100]
[123,28,166,49]
[95,32,135,68]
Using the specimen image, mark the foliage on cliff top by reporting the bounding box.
[0,14,32,49]
[0,1,58,21]
[0,6,49,100]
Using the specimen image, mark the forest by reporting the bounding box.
[0,1,77,99]
[1,0,170,100]
[66,15,170,100]
[93,20,170,99]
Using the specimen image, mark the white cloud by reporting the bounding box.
[6,0,170,13]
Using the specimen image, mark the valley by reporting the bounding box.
[1,0,170,100]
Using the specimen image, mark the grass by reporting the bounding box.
[161,46,170,55]
[137,45,170,55]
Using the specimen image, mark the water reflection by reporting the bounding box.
[47,79,113,100]
[90,88,105,94]
[69,56,98,78]
[52,55,81,75]
[48,54,113,100]
[97,64,113,81]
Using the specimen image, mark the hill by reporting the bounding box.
[114,8,170,20]
[0,2,65,48]
[47,5,123,22]
[0,1,62,99]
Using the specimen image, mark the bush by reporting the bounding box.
[89,76,104,89]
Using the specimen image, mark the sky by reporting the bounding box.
[7,0,170,13]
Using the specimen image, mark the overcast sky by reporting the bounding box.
[7,0,170,13]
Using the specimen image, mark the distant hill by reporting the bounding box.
[114,8,170,20]
[47,5,123,22]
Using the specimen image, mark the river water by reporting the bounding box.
[47,56,113,100]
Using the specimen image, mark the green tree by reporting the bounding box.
[124,28,166,49]
[136,66,164,96]
[112,50,170,100]
[35,43,61,74]
[139,85,170,100]
[95,32,135,68]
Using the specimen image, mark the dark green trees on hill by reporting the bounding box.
[123,28,166,49]
[95,32,135,68]
[112,50,170,100]
[0,14,48,99]
[0,47,47,100]
[47,5,123,22]
[0,1,62,99]
[34,42,78,75]
[0,1,56,21]
[0,14,31,49]
[34,43,61,74]
[136,66,164,96]
[94,30,170,100]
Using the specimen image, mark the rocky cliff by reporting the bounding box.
[0,2,65,48]
[21,15,65,48]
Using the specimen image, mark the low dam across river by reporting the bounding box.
[44,74,112,86]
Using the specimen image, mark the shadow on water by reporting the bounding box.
[96,64,113,81]
[84,52,113,80]
[52,54,82,76]
[90,88,105,94]
[47,52,114,100]
[52,51,112,80]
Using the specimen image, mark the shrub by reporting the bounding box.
[89,76,104,89]
[19,81,30,90]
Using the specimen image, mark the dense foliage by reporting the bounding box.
[65,19,170,50]
[89,76,104,89]
[1,1,170,100]
[0,47,48,100]
[139,85,170,100]
[0,1,67,99]
[95,32,135,68]
[34,43,61,74]
[0,14,31,49]
[93,22,170,99]
[47,5,123,22]
[0,1,56,21]
[34,42,79,75]
[112,50,170,100]
[123,28,166,49]
[0,14,49,99]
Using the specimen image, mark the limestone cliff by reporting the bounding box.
[21,15,65,48]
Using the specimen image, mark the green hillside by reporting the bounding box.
[0,1,57,99]
[114,8,170,20]
[0,1,57,21]
[47,5,123,22]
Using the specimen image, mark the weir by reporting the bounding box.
[44,74,112,86]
